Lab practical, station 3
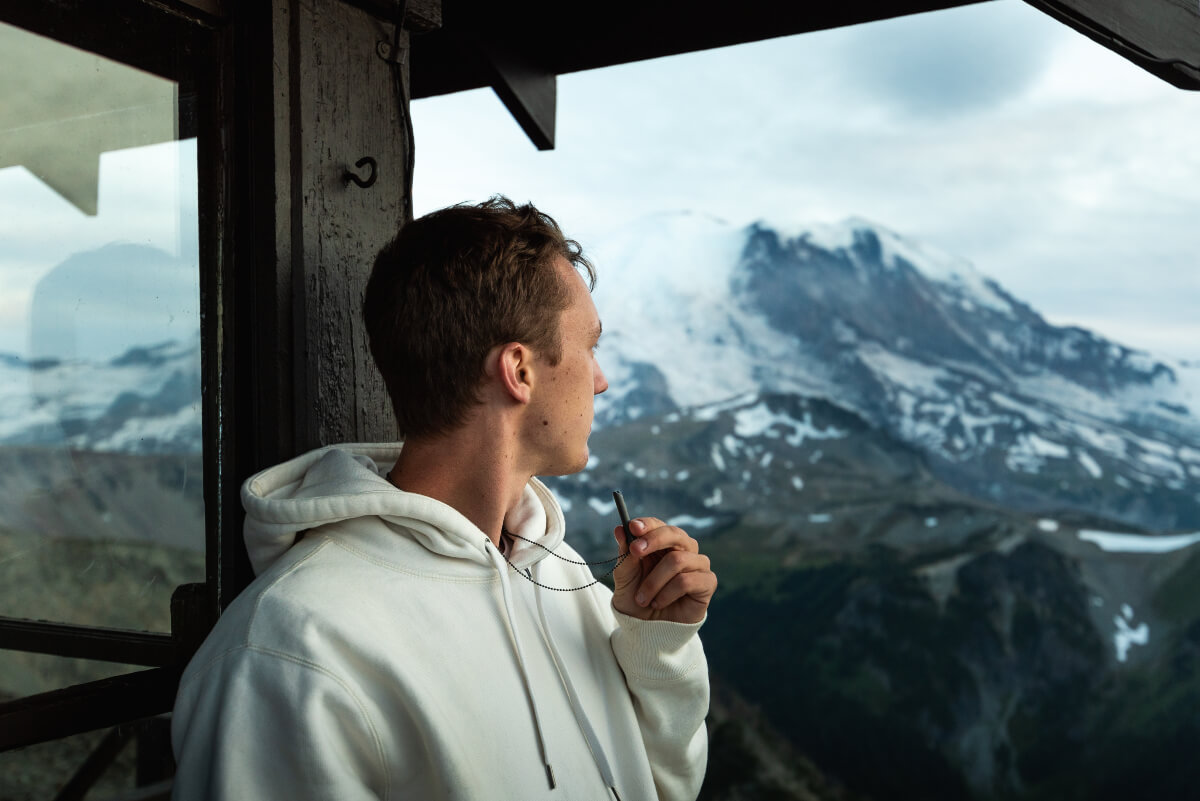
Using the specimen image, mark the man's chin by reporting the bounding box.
[542,448,590,478]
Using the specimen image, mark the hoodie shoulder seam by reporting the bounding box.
[246,644,391,800]
[330,538,498,584]
[177,642,390,801]
[246,539,334,636]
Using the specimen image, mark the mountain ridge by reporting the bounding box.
[591,212,1200,532]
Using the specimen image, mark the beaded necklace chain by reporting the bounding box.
[499,530,630,592]
[382,472,627,592]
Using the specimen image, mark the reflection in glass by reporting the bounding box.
[0,21,203,655]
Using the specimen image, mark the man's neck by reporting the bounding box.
[387,424,530,549]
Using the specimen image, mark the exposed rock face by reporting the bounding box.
[558,213,1200,801]
[592,214,1200,533]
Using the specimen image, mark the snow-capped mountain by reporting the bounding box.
[4,212,1195,531]
[0,339,200,454]
[590,212,1200,531]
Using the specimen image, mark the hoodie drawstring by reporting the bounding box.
[486,541,624,798]
[532,561,622,799]
[486,542,557,789]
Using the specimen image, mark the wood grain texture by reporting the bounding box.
[1034,0,1200,85]
[293,0,405,449]
[254,0,406,455]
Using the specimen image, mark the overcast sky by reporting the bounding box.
[0,1,1195,364]
[410,0,1199,362]
[0,17,196,362]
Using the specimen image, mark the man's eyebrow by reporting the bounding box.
[593,322,603,342]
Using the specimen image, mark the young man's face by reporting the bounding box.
[526,258,608,476]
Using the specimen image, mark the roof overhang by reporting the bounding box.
[396,0,1198,149]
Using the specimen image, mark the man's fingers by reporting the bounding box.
[627,520,699,555]
[633,551,711,607]
[611,525,643,591]
[646,570,717,610]
[613,516,715,621]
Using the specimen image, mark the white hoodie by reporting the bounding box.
[171,444,709,800]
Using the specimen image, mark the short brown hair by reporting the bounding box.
[363,196,595,439]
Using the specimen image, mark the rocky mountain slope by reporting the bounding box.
[547,389,1200,801]
[589,213,1200,533]
[549,213,1200,800]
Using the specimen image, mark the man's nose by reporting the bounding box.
[594,365,609,395]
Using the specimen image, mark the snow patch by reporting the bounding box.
[1078,530,1200,553]
[692,392,759,422]
[710,445,726,471]
[857,346,952,401]
[1076,450,1103,479]
[1006,433,1069,474]
[90,404,200,452]
[1113,604,1149,663]
[703,487,723,508]
[1028,434,1070,458]
[587,497,611,516]
[1137,451,1185,481]
[670,515,716,530]
[732,402,846,447]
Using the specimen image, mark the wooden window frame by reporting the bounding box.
[0,0,248,752]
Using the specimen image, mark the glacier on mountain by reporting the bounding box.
[589,210,1200,532]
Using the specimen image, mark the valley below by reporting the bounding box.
[547,392,1200,801]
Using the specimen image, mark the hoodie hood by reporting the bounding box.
[241,443,566,575]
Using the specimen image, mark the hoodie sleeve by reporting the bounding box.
[172,646,389,801]
[609,610,709,801]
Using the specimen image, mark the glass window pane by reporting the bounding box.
[0,21,203,633]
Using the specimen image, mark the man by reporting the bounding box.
[171,197,717,800]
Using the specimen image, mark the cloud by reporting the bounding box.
[411,2,1198,359]
[0,140,199,358]
[828,1,1068,119]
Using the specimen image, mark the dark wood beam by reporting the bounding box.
[52,724,137,801]
[236,0,404,473]
[336,0,443,32]
[0,668,181,750]
[479,37,556,150]
[0,618,175,666]
[411,0,991,99]
[1025,0,1200,89]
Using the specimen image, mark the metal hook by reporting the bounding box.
[344,156,378,189]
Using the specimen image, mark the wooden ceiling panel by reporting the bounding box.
[409,0,990,99]
[1025,0,1200,89]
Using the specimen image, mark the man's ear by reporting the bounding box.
[493,342,534,404]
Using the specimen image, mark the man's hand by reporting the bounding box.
[611,517,716,624]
